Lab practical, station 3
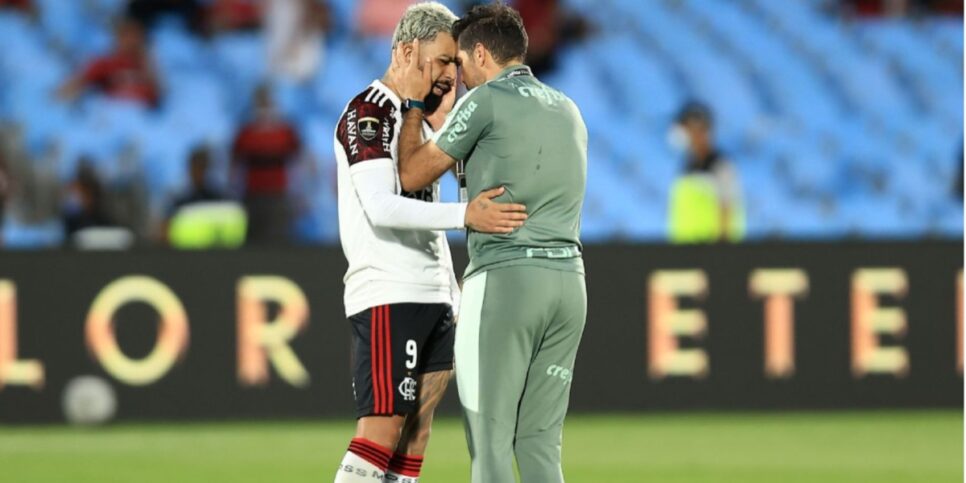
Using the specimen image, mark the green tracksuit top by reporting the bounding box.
[434,65,588,278]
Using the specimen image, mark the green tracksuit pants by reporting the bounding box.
[456,262,587,483]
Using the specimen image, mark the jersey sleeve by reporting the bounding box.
[337,96,396,166]
[350,158,467,230]
[433,86,493,161]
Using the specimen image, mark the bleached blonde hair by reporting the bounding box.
[390,2,459,49]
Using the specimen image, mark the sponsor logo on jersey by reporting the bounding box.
[359,116,380,142]
[547,364,573,383]
[446,100,478,144]
[518,85,567,106]
[382,108,395,153]
[345,109,359,156]
[398,377,417,401]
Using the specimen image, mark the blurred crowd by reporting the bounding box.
[0,0,592,249]
[0,0,960,250]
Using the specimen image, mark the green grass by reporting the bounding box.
[0,411,961,482]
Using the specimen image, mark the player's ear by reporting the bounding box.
[474,43,486,66]
[400,42,414,63]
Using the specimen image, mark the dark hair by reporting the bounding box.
[676,100,714,126]
[452,2,528,65]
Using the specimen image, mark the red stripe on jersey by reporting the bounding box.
[383,305,394,414]
[371,306,382,414]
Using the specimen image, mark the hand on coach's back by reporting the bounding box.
[465,187,528,234]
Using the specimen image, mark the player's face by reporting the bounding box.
[417,33,458,100]
[456,47,485,90]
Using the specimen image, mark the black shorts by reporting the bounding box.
[348,303,455,418]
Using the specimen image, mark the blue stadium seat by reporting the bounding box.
[0,0,960,245]
[162,72,232,146]
[589,32,683,123]
[314,39,381,116]
[152,22,210,77]
[1,218,65,249]
[211,33,267,116]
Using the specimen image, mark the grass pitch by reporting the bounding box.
[0,411,960,482]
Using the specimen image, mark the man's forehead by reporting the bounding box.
[419,33,457,54]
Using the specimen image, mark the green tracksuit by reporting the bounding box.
[434,65,588,483]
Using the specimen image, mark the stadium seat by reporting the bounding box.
[0,0,961,246]
[1,217,65,249]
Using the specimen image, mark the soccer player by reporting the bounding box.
[392,4,588,482]
[332,3,529,483]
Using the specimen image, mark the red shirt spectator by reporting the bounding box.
[0,0,31,11]
[232,87,301,195]
[209,0,262,32]
[80,53,159,106]
[232,121,301,194]
[59,19,159,106]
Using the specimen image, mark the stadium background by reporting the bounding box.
[0,0,962,482]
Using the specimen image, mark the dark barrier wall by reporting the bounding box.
[0,242,961,423]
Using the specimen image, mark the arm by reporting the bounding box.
[57,75,87,102]
[398,109,458,192]
[392,39,489,192]
[713,160,741,242]
[59,59,103,101]
[351,160,527,234]
[350,159,466,230]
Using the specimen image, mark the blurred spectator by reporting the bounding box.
[231,85,301,244]
[167,147,226,218]
[266,0,330,83]
[126,0,205,34]
[357,0,415,37]
[515,0,590,76]
[165,147,248,249]
[208,0,262,34]
[58,18,160,107]
[0,0,32,14]
[955,144,963,200]
[0,150,9,245]
[62,161,117,239]
[843,0,963,16]
[667,102,746,244]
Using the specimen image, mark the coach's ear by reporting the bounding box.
[473,43,486,67]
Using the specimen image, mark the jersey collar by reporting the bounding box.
[495,64,533,81]
[371,79,402,108]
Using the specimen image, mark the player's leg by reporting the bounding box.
[385,304,455,482]
[386,370,451,482]
[514,270,587,483]
[456,266,552,483]
[336,305,418,483]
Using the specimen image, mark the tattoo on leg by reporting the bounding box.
[396,370,452,455]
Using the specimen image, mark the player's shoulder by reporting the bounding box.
[337,84,399,166]
[341,84,399,121]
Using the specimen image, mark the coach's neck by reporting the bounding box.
[483,59,524,83]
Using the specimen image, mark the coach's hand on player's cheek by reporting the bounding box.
[393,39,433,101]
[464,187,528,234]
[425,80,457,131]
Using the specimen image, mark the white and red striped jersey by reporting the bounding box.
[334,80,465,317]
